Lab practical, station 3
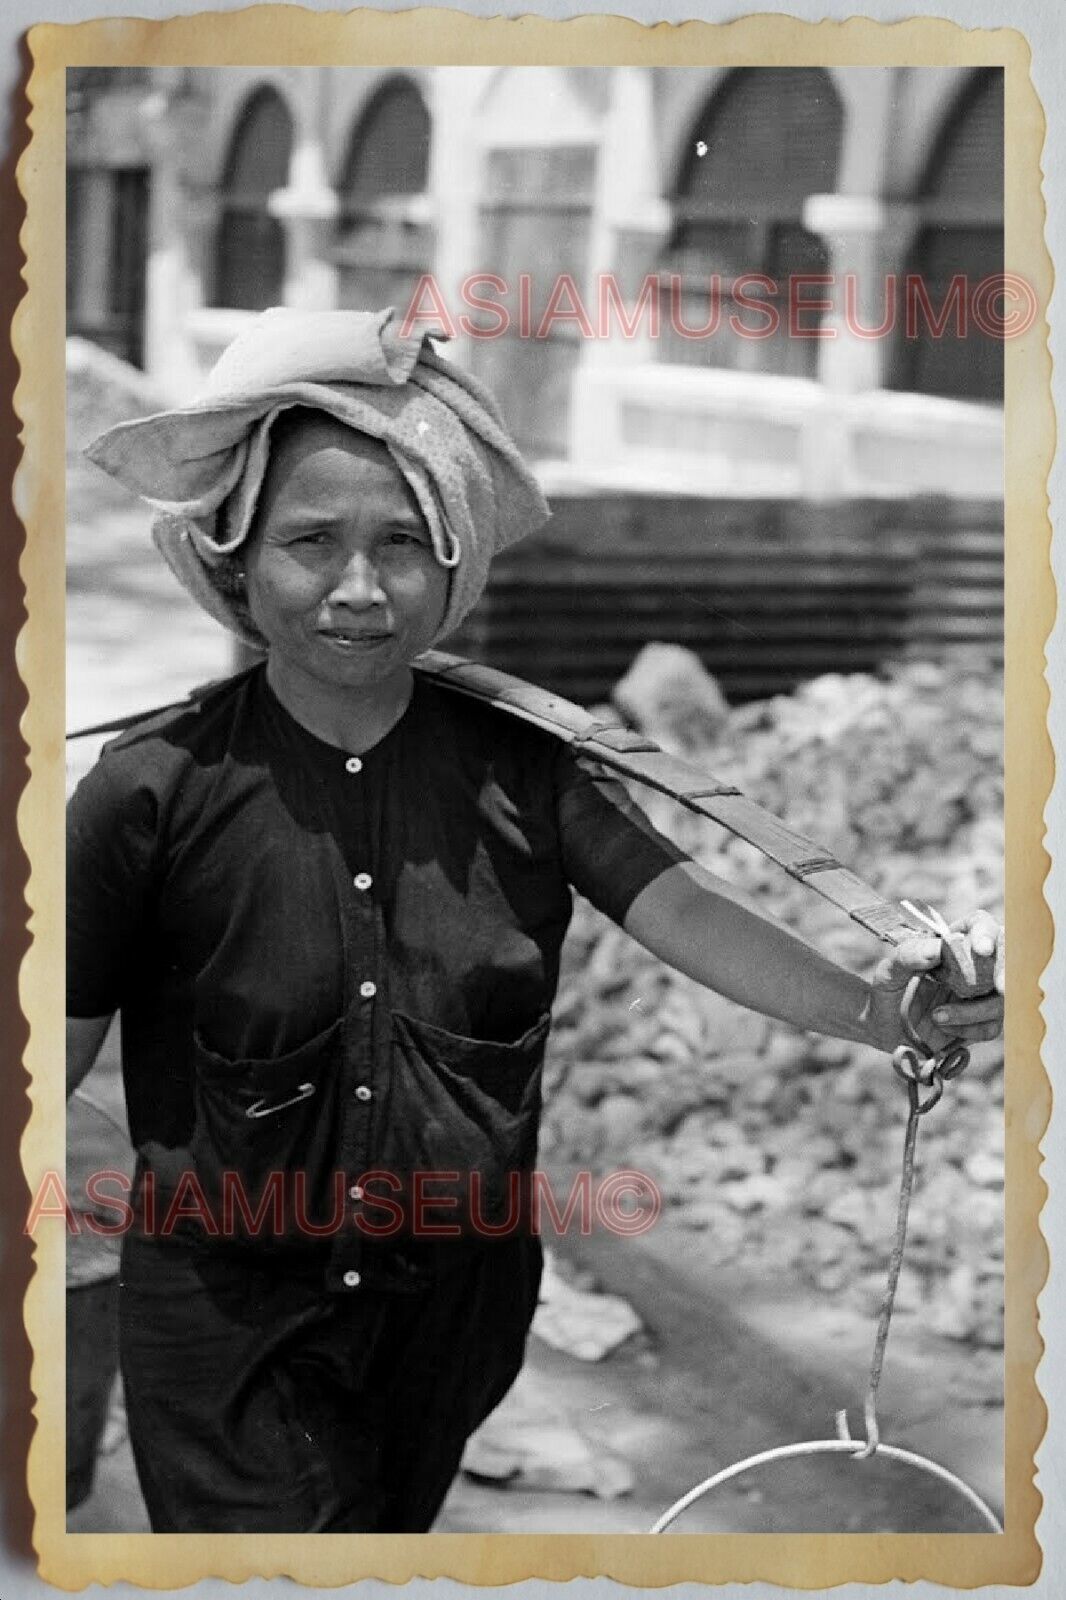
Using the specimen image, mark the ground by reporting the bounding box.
[68,1217,1001,1534]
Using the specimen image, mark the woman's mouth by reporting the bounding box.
[319,630,392,650]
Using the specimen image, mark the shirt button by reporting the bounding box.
[345,756,363,774]
[354,1085,372,1102]
[359,980,377,998]
[342,1270,361,1288]
[349,1184,364,1201]
[354,873,373,891]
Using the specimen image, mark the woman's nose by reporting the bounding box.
[328,549,387,608]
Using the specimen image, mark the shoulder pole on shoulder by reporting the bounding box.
[66,649,933,950]
[411,651,930,950]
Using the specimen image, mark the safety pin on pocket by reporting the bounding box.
[244,1082,316,1119]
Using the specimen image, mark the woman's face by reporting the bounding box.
[243,413,450,695]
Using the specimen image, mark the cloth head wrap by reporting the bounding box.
[84,306,551,650]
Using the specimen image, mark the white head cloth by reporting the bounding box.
[85,306,551,649]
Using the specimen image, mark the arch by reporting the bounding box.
[671,67,843,208]
[660,69,844,377]
[212,85,294,311]
[338,76,431,206]
[917,67,1003,207]
[893,68,1003,401]
[333,77,434,314]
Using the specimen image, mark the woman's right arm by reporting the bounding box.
[67,1014,114,1100]
[68,745,159,1083]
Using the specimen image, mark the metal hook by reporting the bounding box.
[835,1407,880,1460]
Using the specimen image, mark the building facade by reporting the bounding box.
[66,66,1005,700]
[67,65,1004,500]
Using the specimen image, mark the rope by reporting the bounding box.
[851,958,975,1449]
[848,1034,970,1457]
[856,1091,922,1456]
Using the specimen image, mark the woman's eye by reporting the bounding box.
[385,529,422,548]
[292,530,330,547]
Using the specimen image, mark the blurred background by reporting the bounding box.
[65,65,1004,1535]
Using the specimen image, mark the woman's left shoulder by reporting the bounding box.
[414,673,567,813]
[417,670,562,756]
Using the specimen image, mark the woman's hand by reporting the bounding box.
[865,910,1005,1057]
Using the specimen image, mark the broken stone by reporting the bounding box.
[713,1143,767,1182]
[594,1093,647,1151]
[532,1255,643,1362]
[964,1149,1005,1189]
[461,1368,635,1499]
[927,1264,979,1341]
[719,1174,789,1214]
[540,657,1003,1343]
[611,642,730,752]
[824,1189,885,1246]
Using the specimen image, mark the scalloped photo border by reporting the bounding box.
[13,8,1053,1589]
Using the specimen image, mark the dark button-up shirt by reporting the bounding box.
[67,663,689,1293]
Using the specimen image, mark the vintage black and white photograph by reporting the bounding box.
[58,57,1012,1543]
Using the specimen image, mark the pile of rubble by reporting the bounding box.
[541,646,1005,1352]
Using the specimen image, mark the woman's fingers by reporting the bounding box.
[888,908,1004,998]
[873,936,942,993]
[931,994,1004,1027]
[869,908,1005,1055]
[910,1013,1003,1052]
[948,910,1003,995]
[924,1022,1001,1050]
[916,987,1004,1050]
[951,907,999,953]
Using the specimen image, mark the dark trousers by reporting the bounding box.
[118,1233,542,1532]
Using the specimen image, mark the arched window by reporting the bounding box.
[892,70,1003,402]
[213,87,293,311]
[660,69,843,377]
[333,78,433,313]
[65,71,150,367]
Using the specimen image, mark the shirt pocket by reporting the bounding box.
[189,1018,344,1237]
[385,1009,551,1234]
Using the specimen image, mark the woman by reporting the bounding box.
[68,307,1004,1533]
